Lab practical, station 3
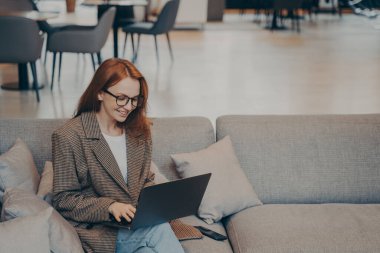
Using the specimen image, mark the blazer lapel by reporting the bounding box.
[126,131,146,201]
[81,112,130,196]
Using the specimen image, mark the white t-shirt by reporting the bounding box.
[102,132,128,182]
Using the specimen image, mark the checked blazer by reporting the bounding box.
[52,111,154,253]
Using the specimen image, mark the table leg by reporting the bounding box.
[113,25,119,58]
[1,63,29,90]
[18,63,29,90]
[1,63,44,91]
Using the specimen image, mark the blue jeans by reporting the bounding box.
[115,222,185,253]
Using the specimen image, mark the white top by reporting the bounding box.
[102,132,128,182]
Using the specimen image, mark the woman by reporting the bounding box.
[52,58,185,253]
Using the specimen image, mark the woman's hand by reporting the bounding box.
[108,202,136,222]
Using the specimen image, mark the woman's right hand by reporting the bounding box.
[108,202,136,222]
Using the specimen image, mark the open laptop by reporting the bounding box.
[103,173,211,230]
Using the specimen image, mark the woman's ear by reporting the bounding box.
[98,91,104,102]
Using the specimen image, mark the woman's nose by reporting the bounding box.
[123,99,133,110]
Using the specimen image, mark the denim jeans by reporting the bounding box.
[115,222,185,253]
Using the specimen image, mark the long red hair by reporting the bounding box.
[75,58,150,135]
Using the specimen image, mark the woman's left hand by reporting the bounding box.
[108,202,136,222]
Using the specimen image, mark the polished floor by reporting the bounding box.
[1,11,380,123]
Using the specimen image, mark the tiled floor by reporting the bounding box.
[1,11,380,123]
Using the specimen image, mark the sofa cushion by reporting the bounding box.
[0,138,40,202]
[0,207,52,253]
[1,188,84,253]
[216,115,380,204]
[37,161,54,204]
[225,204,380,253]
[179,215,233,253]
[171,136,262,224]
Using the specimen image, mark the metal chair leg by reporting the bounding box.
[154,35,159,62]
[43,40,48,65]
[166,33,174,61]
[58,52,62,83]
[131,33,135,55]
[132,34,141,63]
[122,32,128,58]
[90,53,96,71]
[51,52,56,90]
[30,61,40,102]
[97,52,102,65]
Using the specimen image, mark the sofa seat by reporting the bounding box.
[225,204,380,253]
[179,215,233,253]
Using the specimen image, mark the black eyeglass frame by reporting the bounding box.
[102,89,144,108]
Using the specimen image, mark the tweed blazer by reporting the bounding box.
[52,111,154,253]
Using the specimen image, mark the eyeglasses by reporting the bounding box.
[102,89,143,108]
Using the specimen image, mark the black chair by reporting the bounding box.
[47,7,116,90]
[122,0,180,62]
[302,0,319,20]
[273,0,304,32]
[0,0,33,10]
[0,16,44,102]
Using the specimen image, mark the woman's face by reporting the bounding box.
[98,77,140,123]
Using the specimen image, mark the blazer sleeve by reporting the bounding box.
[143,134,155,188]
[52,131,115,223]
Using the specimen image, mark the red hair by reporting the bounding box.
[75,58,150,135]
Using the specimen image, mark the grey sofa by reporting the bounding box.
[1,114,380,253]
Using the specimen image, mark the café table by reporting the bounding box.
[82,0,148,58]
[0,10,58,90]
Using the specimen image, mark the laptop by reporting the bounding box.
[103,173,211,230]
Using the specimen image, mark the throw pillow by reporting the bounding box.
[0,207,52,253]
[37,161,54,204]
[151,161,169,184]
[171,136,262,224]
[1,188,84,253]
[0,138,40,202]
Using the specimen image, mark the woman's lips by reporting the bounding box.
[116,109,129,117]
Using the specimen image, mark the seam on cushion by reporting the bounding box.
[0,175,4,192]
[228,218,242,253]
[3,209,18,219]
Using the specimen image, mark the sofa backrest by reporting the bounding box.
[0,117,215,179]
[0,118,67,173]
[216,114,380,204]
[151,117,215,180]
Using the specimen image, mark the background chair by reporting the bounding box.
[0,16,44,102]
[122,0,180,63]
[0,0,34,11]
[0,0,71,63]
[47,7,116,90]
[273,0,304,32]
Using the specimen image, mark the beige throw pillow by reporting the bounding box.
[0,207,52,253]
[0,138,40,202]
[151,161,169,184]
[1,188,84,253]
[171,136,262,224]
[37,161,54,204]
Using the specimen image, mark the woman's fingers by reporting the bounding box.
[128,205,136,214]
[112,212,122,222]
[121,212,131,222]
[108,202,137,222]
[125,208,135,219]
